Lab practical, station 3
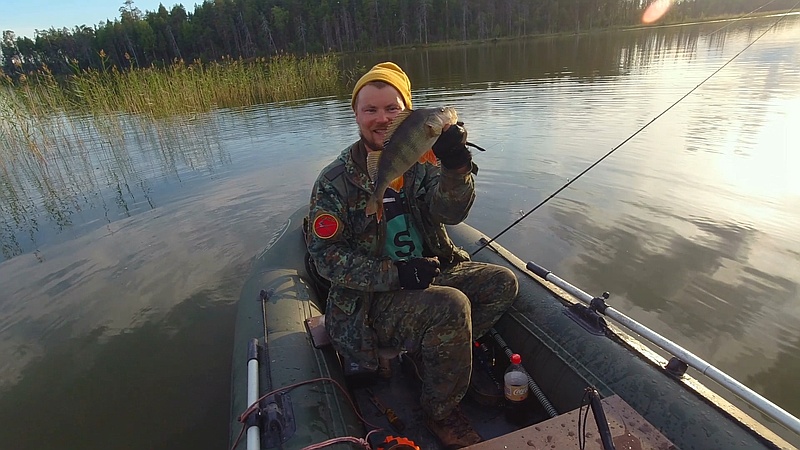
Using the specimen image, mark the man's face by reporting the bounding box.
[354,83,405,152]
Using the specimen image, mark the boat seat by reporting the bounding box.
[305,314,331,348]
[306,314,401,378]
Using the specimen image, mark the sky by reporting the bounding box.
[1,0,180,40]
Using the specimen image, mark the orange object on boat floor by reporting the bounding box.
[376,435,420,450]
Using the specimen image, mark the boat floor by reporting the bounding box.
[351,354,552,450]
[350,354,676,450]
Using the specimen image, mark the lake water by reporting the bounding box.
[1,14,799,449]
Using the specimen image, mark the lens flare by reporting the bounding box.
[642,0,672,24]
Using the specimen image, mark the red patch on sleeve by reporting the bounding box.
[312,213,340,239]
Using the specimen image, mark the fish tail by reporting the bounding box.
[418,149,438,165]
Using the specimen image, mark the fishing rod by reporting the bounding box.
[472,3,799,257]
[701,0,779,37]
[525,259,800,436]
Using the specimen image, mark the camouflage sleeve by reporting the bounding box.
[425,163,476,225]
[308,175,400,292]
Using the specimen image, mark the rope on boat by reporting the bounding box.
[490,328,558,418]
[299,434,374,450]
[230,376,383,450]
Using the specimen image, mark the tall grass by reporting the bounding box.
[0,52,342,164]
[67,53,342,117]
[0,53,341,259]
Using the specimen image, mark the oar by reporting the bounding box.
[526,261,800,436]
[246,339,262,450]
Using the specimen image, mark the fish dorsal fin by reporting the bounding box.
[383,109,413,147]
[366,150,381,182]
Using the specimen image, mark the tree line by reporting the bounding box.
[2,0,795,80]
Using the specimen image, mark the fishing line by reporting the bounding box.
[472,4,799,257]
[701,0,778,37]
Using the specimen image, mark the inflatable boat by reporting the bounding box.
[228,206,799,450]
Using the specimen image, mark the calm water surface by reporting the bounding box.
[1,15,799,449]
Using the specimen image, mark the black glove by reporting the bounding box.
[432,122,472,170]
[395,257,441,290]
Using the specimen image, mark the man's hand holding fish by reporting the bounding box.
[432,121,473,172]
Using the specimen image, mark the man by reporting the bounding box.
[307,62,518,448]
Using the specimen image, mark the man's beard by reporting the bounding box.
[360,132,383,152]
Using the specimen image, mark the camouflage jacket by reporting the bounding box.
[307,140,476,367]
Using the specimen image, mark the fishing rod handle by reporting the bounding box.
[525,261,551,279]
[526,261,593,304]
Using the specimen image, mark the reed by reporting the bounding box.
[65,52,342,117]
[2,54,338,259]
[0,52,342,164]
[0,71,65,164]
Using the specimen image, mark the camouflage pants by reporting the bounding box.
[370,261,518,420]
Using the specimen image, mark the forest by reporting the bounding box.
[2,0,796,80]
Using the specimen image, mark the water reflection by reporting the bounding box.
[0,289,237,449]
[0,113,228,260]
[344,15,796,91]
[506,182,800,430]
[0,121,333,371]
[457,14,800,430]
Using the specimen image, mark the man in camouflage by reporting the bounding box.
[307,62,518,448]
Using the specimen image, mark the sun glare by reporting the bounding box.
[717,98,800,204]
[642,0,673,24]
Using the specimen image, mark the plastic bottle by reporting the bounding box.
[504,353,529,425]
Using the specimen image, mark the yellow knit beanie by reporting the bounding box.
[351,62,412,110]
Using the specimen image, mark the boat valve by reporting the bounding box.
[261,391,297,448]
[665,357,688,377]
